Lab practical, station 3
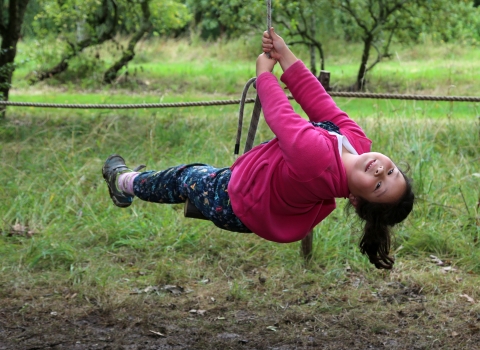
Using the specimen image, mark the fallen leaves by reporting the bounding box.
[189,309,207,316]
[131,284,190,295]
[429,256,477,304]
[266,325,278,332]
[4,222,36,237]
[429,255,458,274]
[430,255,445,266]
[441,266,458,274]
[149,330,166,337]
[459,294,475,304]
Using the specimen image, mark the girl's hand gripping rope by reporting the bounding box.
[262,27,298,72]
[262,27,285,60]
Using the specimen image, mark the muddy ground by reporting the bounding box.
[2,280,480,350]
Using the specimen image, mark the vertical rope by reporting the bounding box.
[266,0,272,34]
[244,95,262,153]
[234,0,272,156]
[266,0,272,58]
[235,77,257,156]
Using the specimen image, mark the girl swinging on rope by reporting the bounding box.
[102,28,414,269]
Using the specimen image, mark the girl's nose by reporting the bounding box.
[375,166,384,175]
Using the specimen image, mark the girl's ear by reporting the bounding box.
[348,194,359,208]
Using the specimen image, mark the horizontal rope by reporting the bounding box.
[0,99,256,109]
[328,92,480,102]
[0,92,479,109]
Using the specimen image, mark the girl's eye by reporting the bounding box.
[375,182,381,190]
[388,169,394,175]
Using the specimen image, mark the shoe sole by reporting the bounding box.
[102,155,132,208]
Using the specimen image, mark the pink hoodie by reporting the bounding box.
[229,60,372,243]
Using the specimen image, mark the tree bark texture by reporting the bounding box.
[301,231,313,261]
[356,34,373,91]
[0,0,30,117]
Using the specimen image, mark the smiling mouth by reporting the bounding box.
[365,160,376,172]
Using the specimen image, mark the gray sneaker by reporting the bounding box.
[102,154,145,208]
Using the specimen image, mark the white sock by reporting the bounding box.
[117,172,140,195]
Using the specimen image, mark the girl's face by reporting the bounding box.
[347,152,406,204]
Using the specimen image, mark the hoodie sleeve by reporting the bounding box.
[280,60,368,140]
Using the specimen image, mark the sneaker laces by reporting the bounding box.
[133,164,146,172]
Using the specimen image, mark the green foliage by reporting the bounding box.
[30,42,106,85]
[279,0,335,34]
[185,0,264,39]
[150,0,192,35]
[419,0,480,45]
[33,0,106,38]
[23,0,191,85]
[29,0,190,39]
[14,0,480,90]
[272,0,334,73]
[334,0,472,43]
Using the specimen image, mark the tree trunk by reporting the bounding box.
[103,0,152,84]
[355,34,373,91]
[309,45,316,77]
[309,14,317,77]
[0,0,30,118]
[314,41,325,77]
[301,231,313,261]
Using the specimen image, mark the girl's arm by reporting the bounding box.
[281,61,360,130]
[263,28,365,135]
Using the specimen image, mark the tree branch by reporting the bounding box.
[337,0,369,33]
[103,0,152,83]
[29,0,118,84]
[366,42,382,72]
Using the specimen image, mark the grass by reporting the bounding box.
[1,106,478,287]
[1,37,479,348]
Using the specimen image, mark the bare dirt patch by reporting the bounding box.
[2,276,480,350]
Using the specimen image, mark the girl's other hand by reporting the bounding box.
[256,53,277,77]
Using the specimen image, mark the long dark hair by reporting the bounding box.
[347,170,414,269]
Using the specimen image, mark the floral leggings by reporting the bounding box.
[133,164,252,233]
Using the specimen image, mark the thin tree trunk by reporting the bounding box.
[313,41,325,77]
[103,0,152,84]
[309,14,317,77]
[355,34,373,91]
[309,45,316,77]
[318,43,325,71]
[0,0,30,118]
